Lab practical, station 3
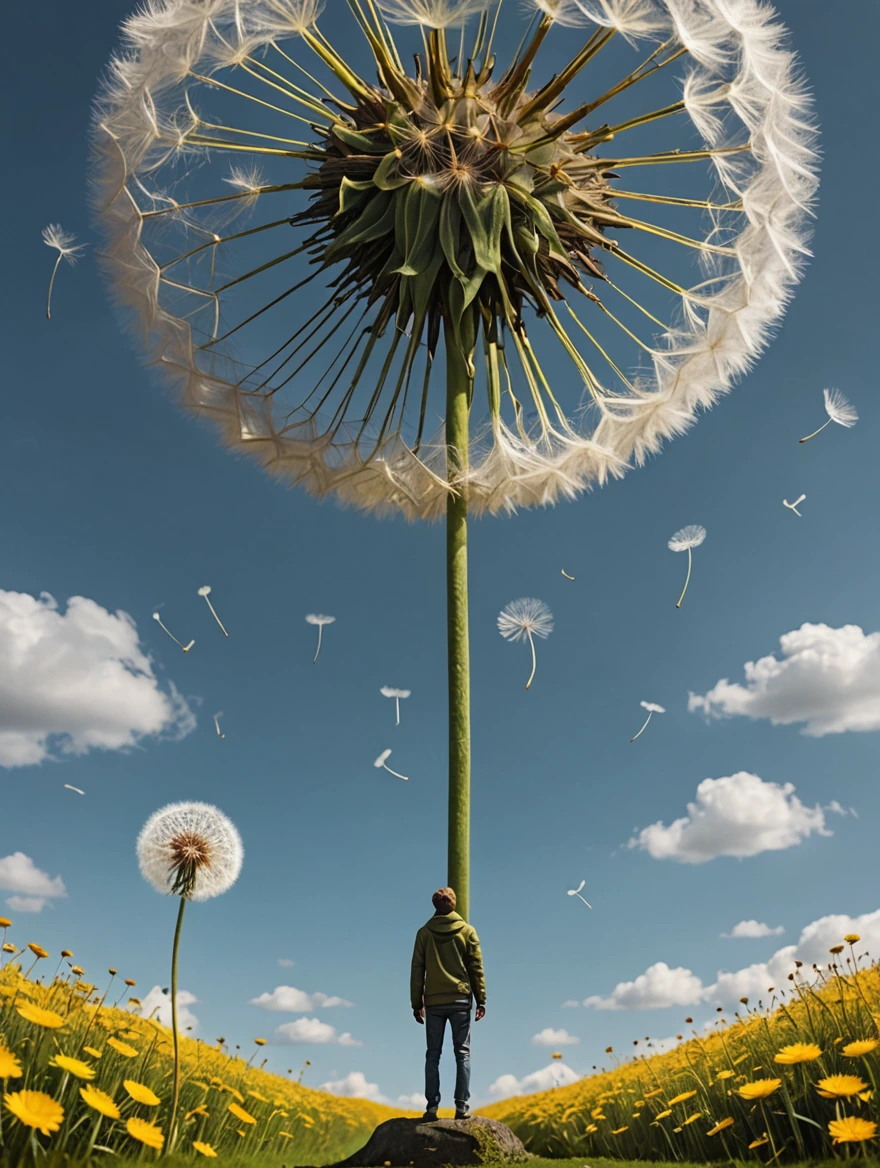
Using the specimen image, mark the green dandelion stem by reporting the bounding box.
[580,41,689,120]
[168,894,187,1154]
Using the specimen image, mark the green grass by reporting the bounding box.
[4,1157,879,1168]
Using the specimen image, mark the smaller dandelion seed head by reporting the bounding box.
[823,388,858,428]
[197,586,212,597]
[42,224,87,264]
[380,686,411,699]
[137,802,243,902]
[497,598,554,643]
[374,749,393,767]
[668,525,707,552]
[640,701,666,714]
[305,613,335,626]
[376,0,491,28]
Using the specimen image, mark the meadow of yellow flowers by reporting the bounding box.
[482,935,880,1161]
[0,919,413,1165]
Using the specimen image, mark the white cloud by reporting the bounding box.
[0,853,66,900]
[688,623,880,737]
[721,920,785,939]
[532,1027,580,1047]
[488,1062,581,1099]
[277,958,294,968]
[395,1092,428,1111]
[249,985,354,1012]
[318,1071,385,1101]
[643,1034,686,1055]
[628,772,829,863]
[584,962,704,1011]
[561,1000,580,1008]
[0,590,195,768]
[272,1018,362,1046]
[133,986,200,1032]
[5,896,49,913]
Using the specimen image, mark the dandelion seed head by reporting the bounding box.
[374,749,393,767]
[823,388,858,428]
[42,225,87,264]
[137,802,243,902]
[640,701,665,714]
[668,525,707,552]
[497,598,554,643]
[305,614,335,626]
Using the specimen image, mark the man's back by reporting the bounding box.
[410,910,487,1009]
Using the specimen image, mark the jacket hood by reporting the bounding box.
[426,911,467,935]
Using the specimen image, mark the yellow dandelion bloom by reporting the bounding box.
[82,1047,102,1059]
[247,1091,269,1103]
[222,1084,245,1103]
[254,1038,267,1046]
[126,1117,164,1149]
[4,1090,64,1136]
[644,1088,664,1099]
[71,966,84,976]
[16,1002,64,1030]
[654,1109,673,1120]
[843,1040,880,1058]
[859,1090,874,1102]
[50,1055,95,1081]
[0,985,16,998]
[816,1075,869,1099]
[26,944,49,959]
[124,1080,160,1106]
[0,1044,23,1079]
[279,1132,293,1139]
[733,1053,749,1065]
[228,1102,256,1125]
[668,1090,698,1105]
[749,1137,770,1149]
[106,1038,138,1058]
[774,1042,822,1064]
[829,1116,877,1144]
[715,1070,735,1080]
[1,945,17,955]
[0,918,11,928]
[80,1086,120,1119]
[672,1126,682,1133]
[611,1126,628,1134]
[585,1124,598,1133]
[193,1141,218,1157]
[738,1079,781,1100]
[186,1106,209,1120]
[707,1117,735,1136]
[844,934,861,944]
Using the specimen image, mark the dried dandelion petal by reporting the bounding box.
[92,0,818,520]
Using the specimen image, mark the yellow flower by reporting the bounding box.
[221,1084,244,1103]
[80,1086,120,1119]
[707,1117,735,1136]
[644,1088,664,1099]
[733,1053,749,1065]
[683,1112,702,1125]
[16,1002,64,1029]
[1,945,17,955]
[124,1080,160,1106]
[106,1038,138,1058]
[829,1116,877,1144]
[774,1042,822,1064]
[749,1137,770,1149]
[71,966,84,976]
[236,1129,246,1138]
[738,1079,781,1100]
[859,1090,874,1102]
[816,1075,869,1099]
[0,918,11,928]
[4,1090,64,1136]
[668,1090,698,1105]
[193,1141,218,1157]
[715,1070,735,1080]
[654,1109,673,1120]
[585,1124,598,1133]
[50,1055,95,1081]
[0,1044,23,1079]
[844,934,861,944]
[126,1117,164,1149]
[611,1126,628,1134]
[228,1101,256,1125]
[83,1047,102,1059]
[247,1090,269,1103]
[254,1038,267,1046]
[843,1040,880,1058]
[186,1105,210,1120]
[26,944,49,959]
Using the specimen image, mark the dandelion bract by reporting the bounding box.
[498,599,554,690]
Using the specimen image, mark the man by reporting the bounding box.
[410,886,486,1121]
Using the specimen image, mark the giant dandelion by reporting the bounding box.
[94,0,817,921]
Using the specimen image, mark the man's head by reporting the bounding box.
[431,887,456,915]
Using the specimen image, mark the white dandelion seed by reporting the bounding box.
[373,748,409,780]
[561,570,576,581]
[629,700,666,743]
[799,389,858,443]
[137,801,244,902]
[305,613,335,663]
[528,0,590,25]
[376,0,491,28]
[152,611,195,653]
[197,585,229,637]
[667,526,707,609]
[42,224,87,321]
[497,598,554,690]
[64,784,85,795]
[567,879,592,909]
[783,494,806,517]
[380,686,411,726]
[213,711,225,740]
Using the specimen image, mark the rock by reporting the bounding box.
[298,1116,536,1168]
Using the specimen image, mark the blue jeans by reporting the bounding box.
[424,999,471,1111]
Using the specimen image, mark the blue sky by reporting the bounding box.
[2,0,879,1112]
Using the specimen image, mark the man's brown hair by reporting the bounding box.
[432,887,456,913]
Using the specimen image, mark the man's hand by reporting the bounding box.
[475,1005,486,1022]
[413,1008,424,1024]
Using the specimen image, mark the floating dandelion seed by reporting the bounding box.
[498,599,554,690]
[667,526,706,609]
[561,570,576,581]
[630,700,665,743]
[800,389,858,443]
[64,784,86,795]
[783,494,806,517]
[305,614,335,664]
[377,0,492,28]
[380,686,411,725]
[137,802,243,1151]
[197,586,229,637]
[567,879,592,909]
[152,612,194,653]
[373,749,409,781]
[42,225,87,321]
[213,712,225,740]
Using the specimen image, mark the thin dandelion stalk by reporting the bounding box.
[380,686,411,725]
[668,526,706,609]
[373,748,409,780]
[567,879,592,909]
[152,612,195,653]
[629,700,665,743]
[197,586,229,636]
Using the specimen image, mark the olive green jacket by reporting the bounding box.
[410,911,487,1009]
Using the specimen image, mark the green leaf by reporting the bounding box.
[791,1113,824,1131]
[337,177,375,216]
[325,191,394,259]
[506,185,566,258]
[440,197,467,282]
[331,125,390,154]
[395,183,443,277]
[373,150,410,191]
